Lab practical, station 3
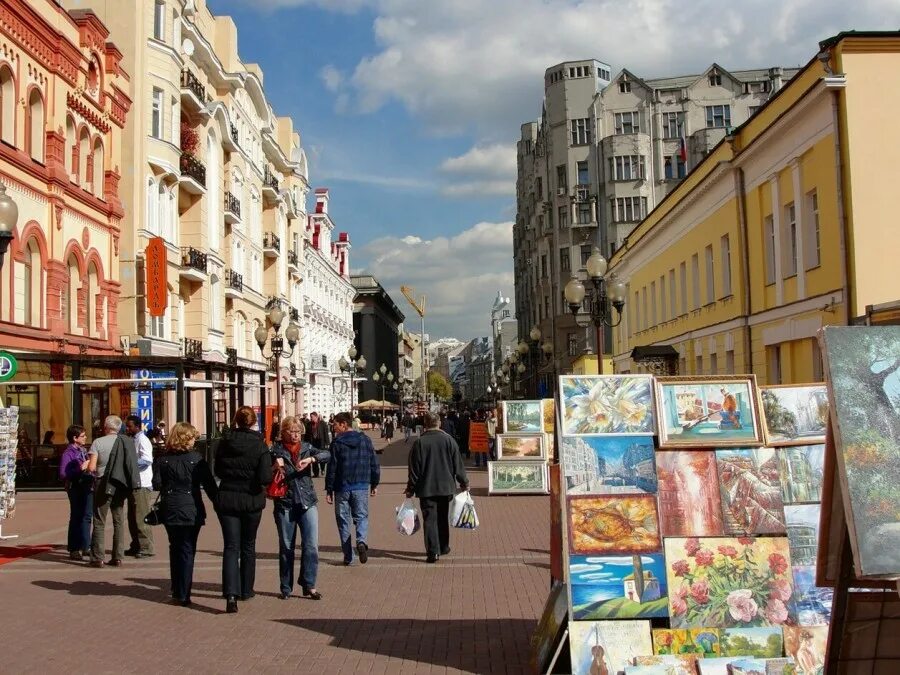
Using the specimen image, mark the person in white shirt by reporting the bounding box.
[124,415,156,558]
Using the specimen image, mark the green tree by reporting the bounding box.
[427,371,453,401]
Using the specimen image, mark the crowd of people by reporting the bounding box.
[58,405,471,610]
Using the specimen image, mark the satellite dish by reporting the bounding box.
[182,39,195,57]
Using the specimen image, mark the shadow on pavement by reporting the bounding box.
[274,617,537,671]
[32,578,222,615]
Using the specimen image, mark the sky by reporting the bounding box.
[208,0,900,339]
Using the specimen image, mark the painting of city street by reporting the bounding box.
[779,445,825,504]
[784,504,821,566]
[656,450,725,537]
[570,554,669,619]
[716,448,786,535]
[561,435,657,495]
[820,326,900,578]
[760,384,828,446]
[656,377,762,448]
[487,461,548,495]
[496,434,545,460]
[569,619,653,675]
[568,495,661,554]
[791,564,833,626]
[501,400,543,432]
[560,375,655,435]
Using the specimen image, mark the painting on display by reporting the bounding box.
[542,398,555,433]
[487,461,548,495]
[570,554,668,620]
[791,565,832,627]
[779,445,825,504]
[569,619,652,675]
[561,435,657,495]
[629,656,697,675]
[496,433,545,460]
[502,400,543,432]
[719,627,784,657]
[655,376,763,448]
[716,448,786,535]
[656,450,725,537]
[783,625,828,675]
[568,495,661,554]
[820,326,900,578]
[728,657,796,674]
[663,536,796,629]
[760,384,828,446]
[560,375,655,435]
[652,628,721,657]
[784,504,831,625]
[696,657,743,675]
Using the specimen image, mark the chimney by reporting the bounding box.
[315,188,329,214]
[768,66,783,92]
[334,231,351,279]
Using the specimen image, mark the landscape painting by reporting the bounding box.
[656,376,763,448]
[760,384,828,446]
[542,398,555,433]
[697,657,742,675]
[570,554,668,620]
[779,445,825,504]
[496,434,545,460]
[560,375,655,435]
[719,627,784,657]
[653,628,721,657]
[561,435,657,495]
[791,565,832,626]
[568,495,661,554]
[502,400,543,433]
[632,655,698,675]
[656,450,725,537]
[716,448,786,535]
[664,536,796,628]
[488,461,548,495]
[569,620,653,675]
[783,625,828,675]
[820,326,900,578]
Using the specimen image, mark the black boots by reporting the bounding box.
[225,596,238,613]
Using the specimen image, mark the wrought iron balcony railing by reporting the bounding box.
[264,167,280,192]
[180,153,206,187]
[180,69,208,104]
[225,269,243,292]
[263,232,281,250]
[226,347,238,366]
[183,337,203,359]
[224,191,241,219]
[180,246,208,273]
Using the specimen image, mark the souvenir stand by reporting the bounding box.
[0,404,20,540]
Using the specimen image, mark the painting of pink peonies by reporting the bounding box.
[664,536,797,629]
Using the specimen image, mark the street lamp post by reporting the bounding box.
[372,364,395,422]
[338,345,367,412]
[255,306,301,425]
[0,183,19,271]
[564,247,627,374]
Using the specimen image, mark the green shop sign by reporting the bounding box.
[0,351,18,382]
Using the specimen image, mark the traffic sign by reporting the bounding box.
[0,351,18,382]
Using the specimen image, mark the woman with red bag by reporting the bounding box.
[269,416,330,600]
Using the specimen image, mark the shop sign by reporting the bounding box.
[132,369,177,390]
[135,390,153,433]
[468,422,489,453]
[146,237,167,317]
[0,351,18,382]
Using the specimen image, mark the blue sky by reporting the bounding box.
[208,0,900,338]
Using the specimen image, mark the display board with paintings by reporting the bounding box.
[555,373,831,675]
[0,405,20,521]
[488,400,551,495]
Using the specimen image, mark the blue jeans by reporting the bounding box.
[273,502,319,594]
[334,489,369,563]
[66,481,93,553]
[474,451,488,467]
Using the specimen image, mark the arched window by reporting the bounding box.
[66,256,79,333]
[65,117,77,181]
[209,274,221,330]
[78,128,91,190]
[86,262,100,338]
[92,138,104,197]
[233,312,247,359]
[13,240,38,326]
[146,177,158,234]
[158,181,168,240]
[207,129,220,250]
[27,89,45,162]
[0,66,13,146]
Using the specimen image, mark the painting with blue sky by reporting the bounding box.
[562,435,657,495]
[570,554,669,619]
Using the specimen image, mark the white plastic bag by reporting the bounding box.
[449,490,479,530]
[396,498,421,536]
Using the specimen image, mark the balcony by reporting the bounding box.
[262,167,280,203]
[290,307,300,322]
[180,69,209,114]
[224,191,241,224]
[693,127,728,155]
[179,153,206,194]
[224,269,243,299]
[287,249,301,277]
[263,232,281,258]
[308,354,328,372]
[183,337,203,359]
[230,123,239,146]
[179,246,208,282]
[226,347,238,366]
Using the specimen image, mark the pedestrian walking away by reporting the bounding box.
[270,416,329,600]
[326,412,380,566]
[214,406,273,613]
[59,425,93,560]
[88,415,139,567]
[405,412,469,563]
[153,422,218,607]
[402,412,414,443]
[304,411,330,478]
[124,415,155,558]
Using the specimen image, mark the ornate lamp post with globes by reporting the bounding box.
[372,363,395,422]
[338,345,367,412]
[255,306,301,425]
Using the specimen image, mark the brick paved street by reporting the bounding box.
[0,432,550,674]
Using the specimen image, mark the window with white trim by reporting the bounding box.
[721,234,732,296]
[691,253,700,309]
[614,111,639,135]
[153,0,165,41]
[783,202,797,278]
[764,215,775,284]
[705,105,731,129]
[805,190,821,269]
[679,262,687,315]
[609,155,645,181]
[705,244,715,304]
[570,118,590,145]
[662,112,682,139]
[611,196,647,223]
[151,88,163,138]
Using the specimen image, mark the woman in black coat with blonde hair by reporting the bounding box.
[214,406,272,613]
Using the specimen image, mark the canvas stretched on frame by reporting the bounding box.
[488,460,549,495]
[496,433,546,460]
[501,399,544,433]
[759,384,828,446]
[559,374,656,435]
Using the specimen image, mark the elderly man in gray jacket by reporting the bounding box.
[405,412,468,563]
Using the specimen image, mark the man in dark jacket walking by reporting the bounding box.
[326,412,380,565]
[405,412,469,563]
[305,411,330,477]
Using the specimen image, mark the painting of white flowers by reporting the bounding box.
[560,375,655,435]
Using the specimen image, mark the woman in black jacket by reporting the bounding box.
[152,422,217,606]
[214,406,272,613]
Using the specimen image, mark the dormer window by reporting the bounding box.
[619,79,631,93]
[709,71,722,87]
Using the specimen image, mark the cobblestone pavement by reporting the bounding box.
[1,431,550,674]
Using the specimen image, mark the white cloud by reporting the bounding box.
[319,64,344,93]
[438,143,517,197]
[252,0,372,11]
[356,221,515,339]
[315,169,433,190]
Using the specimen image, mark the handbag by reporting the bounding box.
[266,466,288,500]
[144,493,162,526]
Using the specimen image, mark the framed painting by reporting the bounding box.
[501,400,543,433]
[778,444,825,504]
[663,536,796,629]
[697,657,742,675]
[719,627,784,657]
[569,553,668,620]
[760,384,828,446]
[542,398,555,433]
[820,326,900,578]
[783,625,828,674]
[567,495,661,554]
[655,376,763,448]
[560,435,657,495]
[633,655,699,675]
[653,628,721,657]
[656,450,725,537]
[496,433,545,460]
[716,448,786,535]
[487,461,548,495]
[559,375,655,435]
[569,619,652,675]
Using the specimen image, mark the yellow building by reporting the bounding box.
[609,32,900,384]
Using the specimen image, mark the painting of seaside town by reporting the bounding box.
[760,384,828,446]
[561,435,656,495]
[570,554,669,619]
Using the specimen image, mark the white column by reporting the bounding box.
[790,160,806,300]
[769,175,784,305]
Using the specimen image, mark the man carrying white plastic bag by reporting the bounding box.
[449,490,478,529]
[395,498,420,536]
